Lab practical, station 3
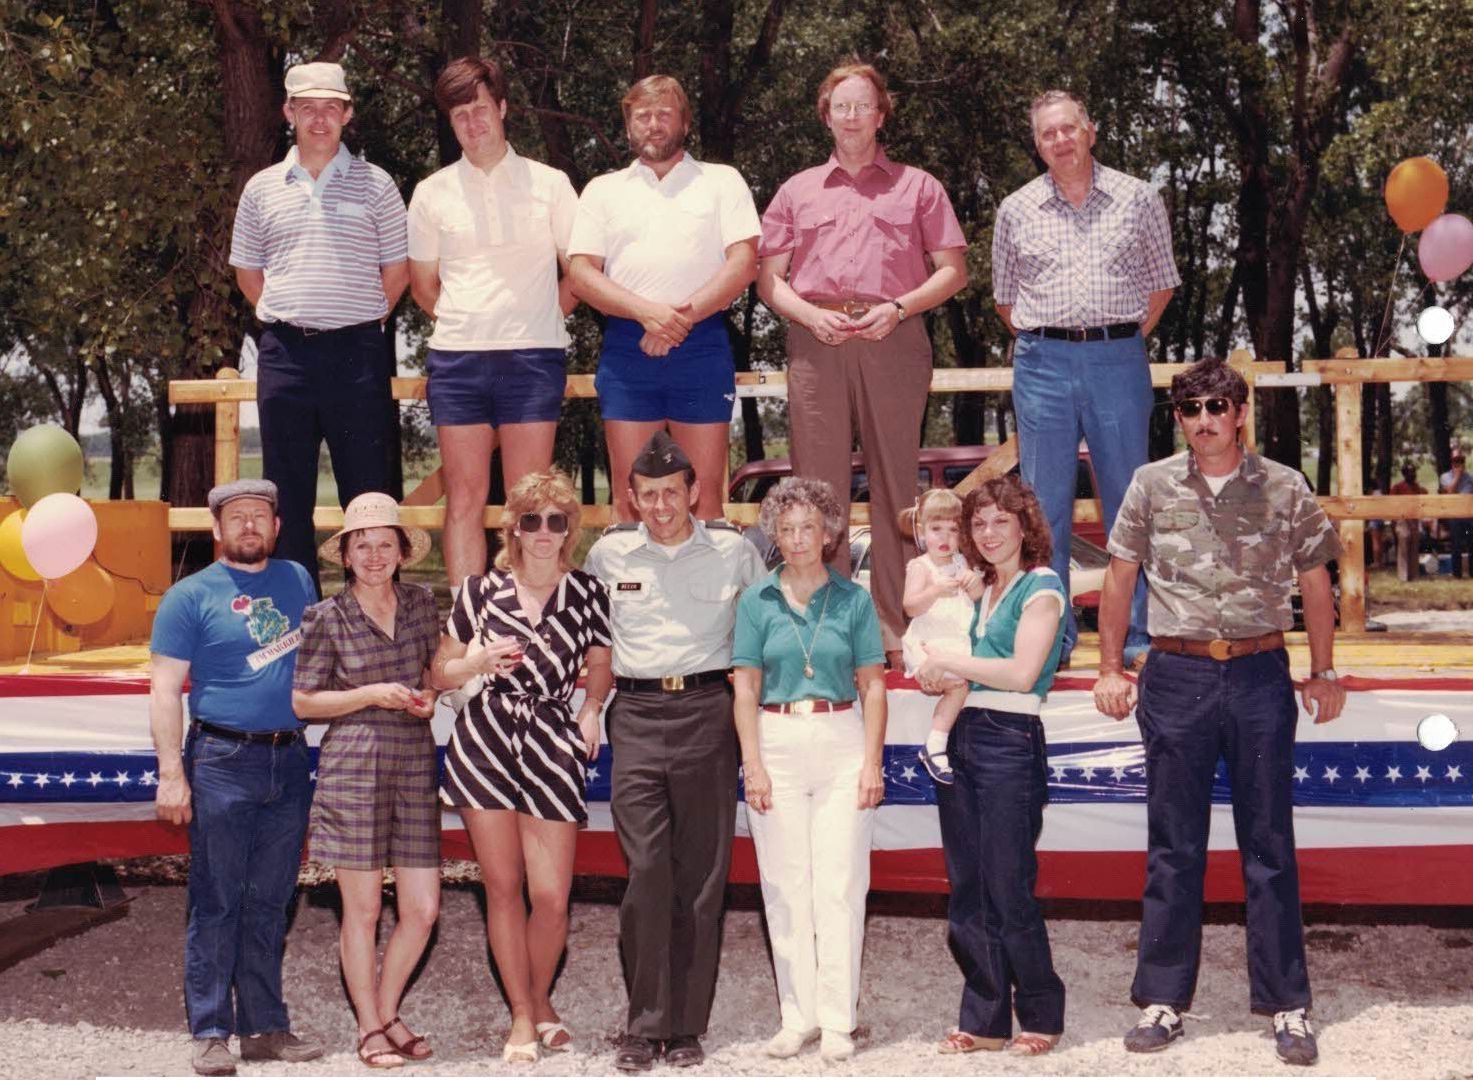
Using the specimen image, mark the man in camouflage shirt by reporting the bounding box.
[1093,358,1346,1068]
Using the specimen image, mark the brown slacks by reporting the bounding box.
[786,317,932,651]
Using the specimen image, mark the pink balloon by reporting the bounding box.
[1418,213,1473,282]
[20,492,98,579]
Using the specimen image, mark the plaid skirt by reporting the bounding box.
[309,717,441,870]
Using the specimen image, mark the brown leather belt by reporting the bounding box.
[1150,631,1285,662]
[808,297,883,319]
[762,699,855,715]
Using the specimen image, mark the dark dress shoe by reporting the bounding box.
[615,1035,658,1072]
[664,1035,705,1068]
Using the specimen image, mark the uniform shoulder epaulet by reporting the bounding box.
[600,521,641,536]
[702,518,741,532]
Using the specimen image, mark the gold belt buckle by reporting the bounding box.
[842,299,869,319]
[789,699,815,716]
[661,674,685,692]
[1207,639,1234,662]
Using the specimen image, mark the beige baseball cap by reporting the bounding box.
[284,62,351,102]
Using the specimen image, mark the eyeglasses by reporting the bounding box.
[830,102,877,118]
[1175,397,1233,418]
[518,512,570,535]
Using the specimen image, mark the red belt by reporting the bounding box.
[761,699,855,715]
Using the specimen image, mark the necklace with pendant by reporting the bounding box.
[785,580,831,680]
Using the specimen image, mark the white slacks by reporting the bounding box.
[747,707,876,1033]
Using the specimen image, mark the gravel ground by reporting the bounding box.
[0,862,1470,1080]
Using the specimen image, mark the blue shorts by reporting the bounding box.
[595,316,735,424]
[425,347,567,427]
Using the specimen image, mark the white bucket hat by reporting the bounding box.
[319,492,432,568]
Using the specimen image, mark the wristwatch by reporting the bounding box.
[890,298,907,321]
[1310,669,1338,682]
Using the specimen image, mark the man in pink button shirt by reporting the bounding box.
[757,60,968,663]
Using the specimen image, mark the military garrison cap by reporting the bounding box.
[631,430,693,479]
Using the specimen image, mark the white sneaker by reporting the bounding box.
[820,1029,855,1061]
[764,1028,818,1059]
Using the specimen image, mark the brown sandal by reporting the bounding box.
[357,1028,405,1069]
[383,1016,433,1061]
[938,1029,1007,1053]
[1008,1032,1060,1055]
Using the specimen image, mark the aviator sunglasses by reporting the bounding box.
[1175,396,1233,419]
[518,512,570,535]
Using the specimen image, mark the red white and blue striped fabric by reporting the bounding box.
[2,671,1469,905]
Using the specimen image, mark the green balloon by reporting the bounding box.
[6,424,85,508]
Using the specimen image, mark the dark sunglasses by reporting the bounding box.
[1175,396,1233,418]
[518,512,570,535]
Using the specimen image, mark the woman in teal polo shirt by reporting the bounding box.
[915,474,1067,1057]
[732,477,887,1063]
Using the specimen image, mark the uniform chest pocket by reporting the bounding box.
[515,202,552,247]
[688,580,738,604]
[1151,508,1200,532]
[439,217,480,258]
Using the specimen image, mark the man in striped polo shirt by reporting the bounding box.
[992,89,1180,668]
[230,61,409,592]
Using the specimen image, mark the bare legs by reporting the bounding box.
[606,419,728,521]
[463,808,578,1046]
[438,421,557,586]
[335,866,441,1062]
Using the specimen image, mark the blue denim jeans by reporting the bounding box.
[935,707,1065,1038]
[1131,649,1311,1015]
[184,729,312,1039]
[1011,330,1152,655]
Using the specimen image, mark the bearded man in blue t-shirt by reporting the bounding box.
[150,479,322,1077]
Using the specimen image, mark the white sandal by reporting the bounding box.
[535,1021,572,1051]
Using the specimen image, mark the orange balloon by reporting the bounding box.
[45,559,116,626]
[1385,157,1449,233]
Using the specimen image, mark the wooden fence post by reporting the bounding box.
[1228,348,1258,451]
[1333,347,1366,632]
[213,367,241,487]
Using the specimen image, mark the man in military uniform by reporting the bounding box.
[1093,358,1346,1068]
[583,432,764,1072]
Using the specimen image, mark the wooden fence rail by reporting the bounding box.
[168,349,1473,634]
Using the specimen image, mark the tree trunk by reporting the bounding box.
[1428,378,1452,475]
[169,0,280,547]
[633,0,657,79]
[733,285,765,465]
[944,297,983,447]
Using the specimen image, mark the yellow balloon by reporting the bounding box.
[0,509,41,581]
[45,559,116,626]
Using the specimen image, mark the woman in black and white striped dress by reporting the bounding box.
[430,470,612,1063]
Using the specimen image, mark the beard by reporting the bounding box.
[221,532,273,565]
[631,128,684,166]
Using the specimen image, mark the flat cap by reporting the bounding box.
[208,478,278,516]
[631,430,692,479]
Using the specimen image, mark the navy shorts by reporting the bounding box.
[425,347,567,427]
[595,315,735,424]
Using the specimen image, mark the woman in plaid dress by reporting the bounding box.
[292,493,441,1068]
[431,469,613,1063]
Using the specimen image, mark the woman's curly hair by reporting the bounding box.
[758,476,847,562]
[495,469,581,573]
[959,474,1052,587]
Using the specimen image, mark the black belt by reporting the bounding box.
[192,719,303,746]
[1026,322,1139,342]
[614,669,731,694]
[263,319,379,339]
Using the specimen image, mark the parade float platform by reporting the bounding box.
[5,638,1470,906]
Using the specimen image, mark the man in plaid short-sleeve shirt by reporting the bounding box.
[992,89,1180,666]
